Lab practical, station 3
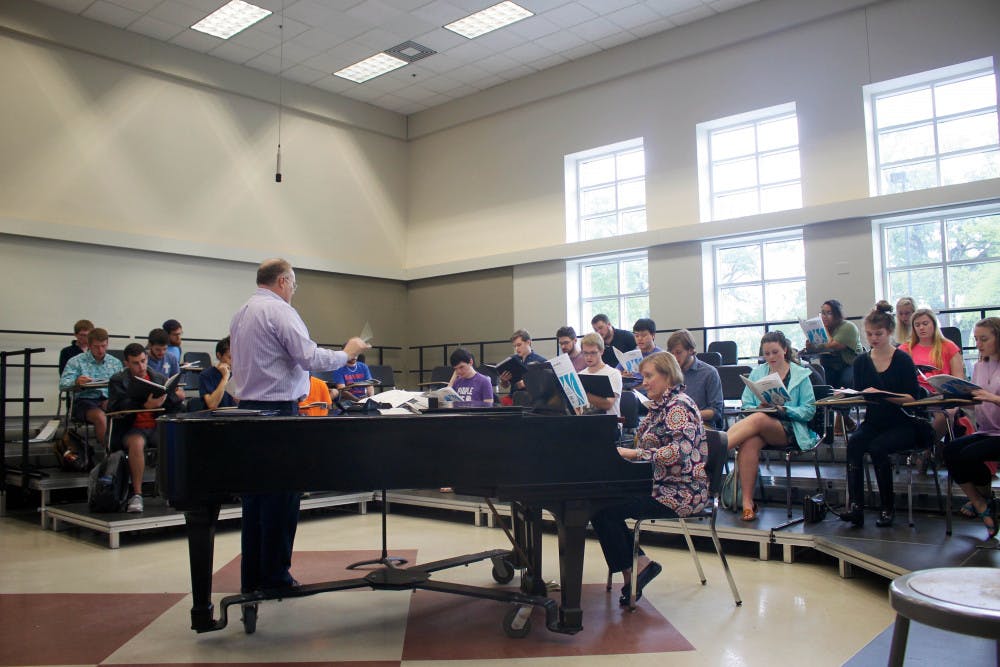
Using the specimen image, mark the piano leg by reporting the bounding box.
[512,503,546,597]
[552,500,590,633]
[184,504,221,633]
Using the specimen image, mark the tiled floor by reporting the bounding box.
[0,507,899,666]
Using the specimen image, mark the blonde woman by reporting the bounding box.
[899,308,964,439]
[894,296,915,345]
[591,352,708,606]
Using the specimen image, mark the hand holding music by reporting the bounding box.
[343,336,370,358]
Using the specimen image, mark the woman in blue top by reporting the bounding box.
[726,331,818,521]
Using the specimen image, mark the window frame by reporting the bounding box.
[875,204,1000,323]
[703,231,807,348]
[696,101,801,222]
[864,56,999,196]
[568,251,649,333]
[564,138,646,243]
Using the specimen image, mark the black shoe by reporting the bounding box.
[619,561,662,606]
[839,504,864,528]
[875,510,895,527]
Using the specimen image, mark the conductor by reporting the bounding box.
[230,258,369,593]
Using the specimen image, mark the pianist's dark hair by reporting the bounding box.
[257,258,292,286]
[556,326,577,340]
[123,342,146,360]
[449,347,474,366]
[216,336,230,357]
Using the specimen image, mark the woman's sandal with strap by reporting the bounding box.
[975,498,998,540]
[741,502,759,522]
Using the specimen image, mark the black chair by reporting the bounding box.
[752,385,829,521]
[609,429,742,609]
[183,351,211,369]
[418,365,452,388]
[941,326,962,351]
[696,351,723,367]
[369,365,395,391]
[107,349,125,363]
[718,365,752,428]
[708,340,738,366]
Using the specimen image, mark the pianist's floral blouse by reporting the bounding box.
[633,385,709,517]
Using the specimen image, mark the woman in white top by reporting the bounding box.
[579,332,622,419]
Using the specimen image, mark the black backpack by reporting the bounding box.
[88,451,129,512]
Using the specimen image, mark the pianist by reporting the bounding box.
[590,352,709,606]
[230,258,369,593]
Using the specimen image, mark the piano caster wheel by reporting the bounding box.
[491,557,515,584]
[241,603,258,634]
[502,606,532,639]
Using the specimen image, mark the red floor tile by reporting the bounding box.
[0,592,184,666]
[212,550,421,592]
[401,583,694,660]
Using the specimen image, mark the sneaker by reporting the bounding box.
[126,494,144,513]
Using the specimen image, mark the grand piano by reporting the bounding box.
[157,408,651,637]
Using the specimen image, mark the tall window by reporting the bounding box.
[576,253,649,331]
[565,139,646,242]
[879,206,1000,343]
[706,234,807,356]
[697,102,801,222]
[865,57,999,195]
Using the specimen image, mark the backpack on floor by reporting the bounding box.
[88,451,129,513]
[720,465,742,512]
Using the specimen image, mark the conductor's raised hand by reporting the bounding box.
[343,336,371,359]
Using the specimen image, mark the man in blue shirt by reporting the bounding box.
[163,319,183,362]
[499,328,547,393]
[58,328,123,446]
[199,336,236,409]
[667,329,724,430]
[146,328,181,378]
[333,354,374,400]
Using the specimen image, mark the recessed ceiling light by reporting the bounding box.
[191,0,271,40]
[334,53,409,84]
[444,1,533,39]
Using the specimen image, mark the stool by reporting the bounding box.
[888,567,1000,666]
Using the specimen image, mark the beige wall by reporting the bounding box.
[0,26,409,278]
[404,268,514,375]
[0,234,409,409]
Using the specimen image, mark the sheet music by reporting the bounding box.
[360,321,374,343]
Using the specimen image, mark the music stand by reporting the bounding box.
[347,488,408,569]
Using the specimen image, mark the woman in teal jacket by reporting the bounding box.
[726,331,818,521]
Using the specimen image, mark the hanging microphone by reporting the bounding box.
[275,144,282,183]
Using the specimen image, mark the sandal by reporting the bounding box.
[959,501,976,518]
[979,499,999,540]
[741,502,758,522]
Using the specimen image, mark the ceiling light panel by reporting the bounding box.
[334,53,409,83]
[444,1,534,40]
[191,1,271,40]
